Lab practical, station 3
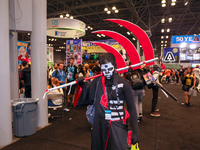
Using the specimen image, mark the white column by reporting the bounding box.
[0,0,13,147]
[31,0,48,127]
[10,32,19,99]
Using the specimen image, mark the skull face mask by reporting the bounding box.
[101,62,115,80]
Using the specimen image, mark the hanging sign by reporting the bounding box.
[163,48,179,63]
[47,18,86,38]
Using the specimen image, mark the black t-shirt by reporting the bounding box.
[21,67,31,87]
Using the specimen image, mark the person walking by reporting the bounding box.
[182,67,196,106]
[21,61,31,98]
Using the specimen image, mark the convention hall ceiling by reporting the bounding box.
[19,0,200,56]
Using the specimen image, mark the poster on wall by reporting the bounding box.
[66,39,82,65]
[47,46,54,68]
[18,41,31,65]
[163,47,179,63]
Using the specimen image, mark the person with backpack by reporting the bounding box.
[182,67,196,106]
[126,64,146,122]
[150,65,162,117]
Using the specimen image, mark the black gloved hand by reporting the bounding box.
[77,77,85,87]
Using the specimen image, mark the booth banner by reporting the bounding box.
[172,35,200,44]
[82,39,121,51]
[47,18,86,38]
[163,48,179,63]
[18,41,31,65]
[47,46,54,62]
[66,39,82,65]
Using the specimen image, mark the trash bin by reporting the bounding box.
[11,98,39,137]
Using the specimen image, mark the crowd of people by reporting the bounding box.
[17,54,200,150]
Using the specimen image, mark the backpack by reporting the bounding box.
[129,70,144,90]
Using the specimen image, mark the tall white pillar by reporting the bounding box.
[31,0,48,127]
[10,32,19,99]
[0,0,13,147]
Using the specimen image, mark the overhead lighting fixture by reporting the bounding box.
[112,6,116,10]
[127,32,130,35]
[132,38,136,40]
[165,41,167,43]
[60,14,63,18]
[171,2,176,6]
[66,14,70,17]
[167,28,170,32]
[107,10,111,14]
[161,44,163,46]
[161,29,164,33]
[172,0,176,2]
[161,36,164,39]
[88,26,90,28]
[164,44,167,46]
[161,0,166,3]
[140,45,142,47]
[190,44,196,49]
[104,7,108,11]
[162,3,166,7]
[166,35,169,38]
[90,27,93,30]
[184,0,189,6]
[161,18,165,23]
[180,43,187,48]
[70,16,73,19]
[119,24,123,27]
[161,41,164,43]
[168,17,172,23]
[115,10,119,13]
[28,33,30,35]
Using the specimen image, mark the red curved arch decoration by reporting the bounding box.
[105,19,155,66]
[92,30,141,69]
[92,42,127,73]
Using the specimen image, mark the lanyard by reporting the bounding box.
[58,70,64,76]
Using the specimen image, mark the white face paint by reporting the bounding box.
[101,62,115,79]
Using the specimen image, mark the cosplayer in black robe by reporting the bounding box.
[88,53,139,150]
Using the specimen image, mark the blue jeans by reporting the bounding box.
[132,89,144,118]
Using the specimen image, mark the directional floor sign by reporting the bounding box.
[164,52,175,62]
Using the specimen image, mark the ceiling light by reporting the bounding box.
[104,7,108,11]
[88,26,90,28]
[180,43,187,48]
[168,17,172,23]
[140,45,142,47]
[161,29,164,33]
[167,28,170,32]
[184,0,189,6]
[115,10,119,13]
[90,27,93,30]
[161,0,166,3]
[86,28,88,30]
[162,3,166,7]
[161,36,164,39]
[190,44,196,49]
[55,39,57,41]
[161,18,165,23]
[161,41,164,43]
[66,14,70,17]
[133,38,136,40]
[70,16,73,19]
[112,6,116,10]
[49,38,51,41]
[166,36,169,38]
[107,11,111,14]
[165,41,167,43]
[164,44,167,46]
[172,0,176,2]
[60,15,63,18]
[119,24,123,27]
[127,32,130,35]
[171,2,176,6]
[161,44,163,46]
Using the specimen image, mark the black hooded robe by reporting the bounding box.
[89,73,139,150]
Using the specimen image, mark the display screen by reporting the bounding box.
[180,47,200,63]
